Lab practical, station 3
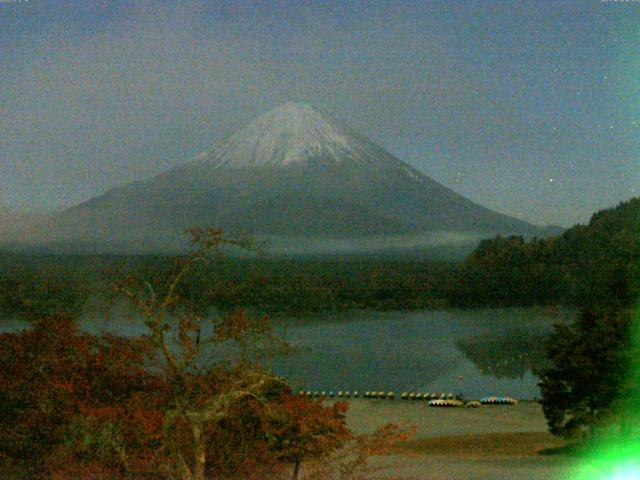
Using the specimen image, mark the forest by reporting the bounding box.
[447,197,640,309]
[1,198,638,321]
[0,253,454,321]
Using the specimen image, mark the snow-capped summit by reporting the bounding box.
[193,101,399,170]
[49,101,550,253]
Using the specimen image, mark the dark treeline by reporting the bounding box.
[446,197,640,439]
[447,197,640,309]
[0,253,454,321]
[1,197,638,322]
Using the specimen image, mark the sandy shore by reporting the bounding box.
[340,399,575,479]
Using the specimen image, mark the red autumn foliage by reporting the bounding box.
[0,315,357,480]
[0,230,412,479]
[0,315,162,478]
[263,395,350,476]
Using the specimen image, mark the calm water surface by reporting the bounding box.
[2,307,573,400]
[269,307,573,399]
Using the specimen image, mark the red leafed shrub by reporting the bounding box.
[0,316,356,480]
[0,315,163,479]
[263,395,351,477]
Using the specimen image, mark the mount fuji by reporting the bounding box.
[46,102,554,254]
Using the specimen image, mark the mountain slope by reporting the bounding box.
[48,102,550,253]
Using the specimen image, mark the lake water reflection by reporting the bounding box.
[270,307,574,400]
[0,307,573,400]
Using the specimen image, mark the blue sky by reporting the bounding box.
[1,0,639,226]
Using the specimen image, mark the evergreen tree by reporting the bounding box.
[539,308,635,437]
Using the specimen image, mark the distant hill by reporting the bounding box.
[447,197,640,308]
[23,102,556,254]
[0,206,51,243]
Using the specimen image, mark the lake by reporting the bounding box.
[1,306,574,400]
[269,307,574,400]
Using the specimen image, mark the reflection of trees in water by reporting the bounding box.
[456,329,551,379]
